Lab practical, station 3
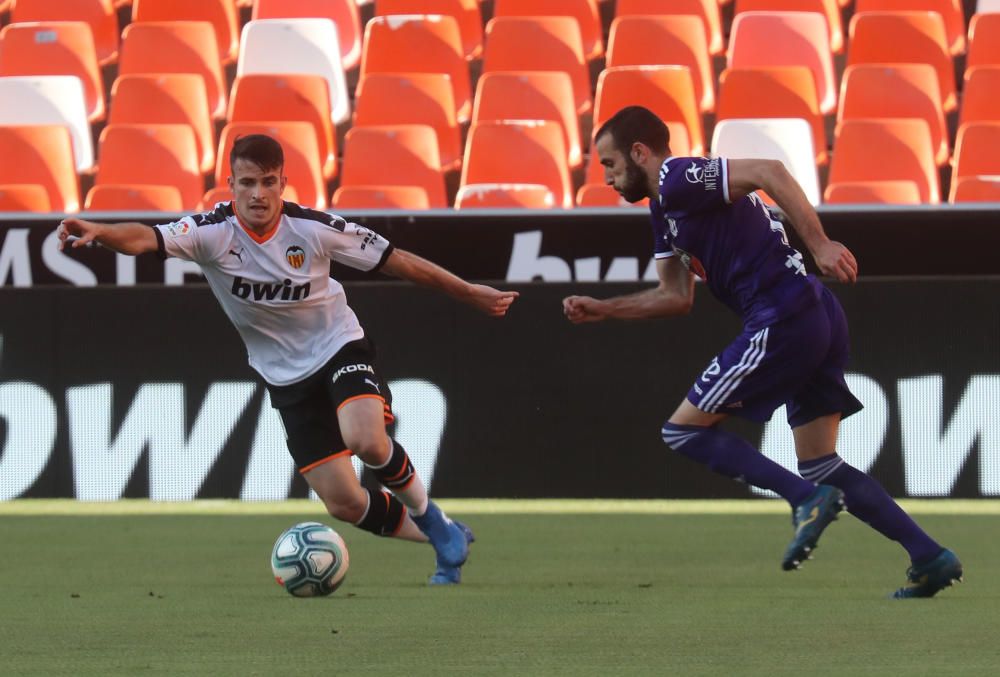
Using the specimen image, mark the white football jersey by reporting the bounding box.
[153,201,393,386]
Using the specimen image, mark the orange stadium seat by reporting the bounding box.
[132,0,239,65]
[847,11,957,111]
[472,71,582,169]
[607,16,715,113]
[838,64,948,165]
[228,74,337,180]
[824,180,923,204]
[201,184,300,210]
[594,66,706,158]
[95,124,203,209]
[0,184,52,212]
[354,73,462,173]
[828,118,940,203]
[461,120,573,208]
[237,19,351,126]
[375,0,483,60]
[253,0,363,71]
[951,122,1000,191]
[575,184,647,208]
[84,184,185,211]
[967,13,1000,69]
[119,21,227,119]
[615,0,724,56]
[482,17,591,117]
[960,67,1000,128]
[854,0,965,54]
[491,0,604,61]
[0,125,80,212]
[717,67,826,164]
[734,0,844,53]
[455,183,556,209]
[332,185,432,210]
[339,125,448,207]
[950,176,1000,203]
[360,15,470,122]
[0,22,105,122]
[728,11,837,114]
[109,74,216,175]
[216,121,328,210]
[10,0,119,66]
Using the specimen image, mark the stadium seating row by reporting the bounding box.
[0,1,998,210]
[2,114,997,212]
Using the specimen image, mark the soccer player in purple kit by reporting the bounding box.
[564,106,962,598]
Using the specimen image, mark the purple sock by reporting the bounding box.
[798,453,942,564]
[662,422,815,506]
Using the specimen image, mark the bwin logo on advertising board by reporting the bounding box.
[230,276,311,301]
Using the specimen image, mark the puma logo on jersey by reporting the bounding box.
[230,276,311,301]
[364,378,380,392]
[229,248,244,262]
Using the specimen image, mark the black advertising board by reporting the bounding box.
[1,280,997,499]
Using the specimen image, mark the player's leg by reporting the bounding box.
[663,400,843,570]
[338,396,471,584]
[272,378,425,543]
[793,415,961,596]
[330,337,473,584]
[789,288,962,595]
[660,323,821,508]
[661,310,849,569]
[302,452,419,540]
[664,400,817,505]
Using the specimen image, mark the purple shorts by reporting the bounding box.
[687,286,863,427]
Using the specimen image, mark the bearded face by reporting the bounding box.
[618,154,650,203]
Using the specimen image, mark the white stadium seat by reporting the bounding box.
[0,75,94,172]
[236,19,351,125]
[710,118,822,206]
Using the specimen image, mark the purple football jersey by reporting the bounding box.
[650,156,822,330]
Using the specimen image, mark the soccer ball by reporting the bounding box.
[271,522,350,597]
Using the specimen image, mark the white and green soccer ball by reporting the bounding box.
[271,522,349,597]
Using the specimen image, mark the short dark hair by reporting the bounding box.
[594,106,670,156]
[230,134,284,173]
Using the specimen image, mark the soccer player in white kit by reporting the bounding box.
[58,134,518,585]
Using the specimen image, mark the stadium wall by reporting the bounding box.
[2,206,1000,287]
[1,280,997,500]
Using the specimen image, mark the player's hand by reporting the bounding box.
[468,284,519,317]
[562,295,609,323]
[57,218,102,251]
[813,240,857,284]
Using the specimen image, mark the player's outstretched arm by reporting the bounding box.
[380,248,518,317]
[727,159,858,283]
[563,257,694,323]
[57,218,159,256]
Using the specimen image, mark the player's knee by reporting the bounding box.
[661,421,706,454]
[322,491,369,524]
[346,433,389,466]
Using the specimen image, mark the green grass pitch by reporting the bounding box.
[1,500,998,676]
